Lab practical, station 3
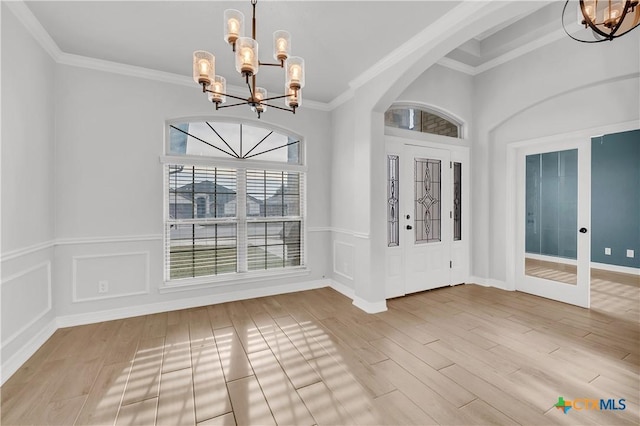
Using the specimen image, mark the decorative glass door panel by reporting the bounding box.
[402,145,451,294]
[414,159,441,243]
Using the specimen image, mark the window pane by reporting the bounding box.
[169,121,301,163]
[247,221,301,270]
[385,107,460,138]
[169,223,237,279]
[246,170,301,217]
[168,166,236,219]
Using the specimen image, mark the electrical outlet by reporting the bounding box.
[627,249,635,258]
[604,247,611,255]
[98,280,109,294]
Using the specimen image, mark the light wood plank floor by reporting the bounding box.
[2,278,638,425]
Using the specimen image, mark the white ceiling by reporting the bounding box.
[21,1,559,104]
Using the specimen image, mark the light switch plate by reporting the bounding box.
[604,247,611,255]
[627,249,635,258]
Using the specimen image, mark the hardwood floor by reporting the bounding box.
[2,279,639,425]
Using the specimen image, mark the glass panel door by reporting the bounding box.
[516,140,590,308]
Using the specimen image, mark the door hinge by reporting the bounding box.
[450,211,452,218]
[450,161,452,169]
[450,261,452,268]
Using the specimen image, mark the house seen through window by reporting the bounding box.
[385,106,461,138]
[165,121,304,281]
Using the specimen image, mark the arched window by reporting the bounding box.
[164,120,305,283]
[385,106,462,138]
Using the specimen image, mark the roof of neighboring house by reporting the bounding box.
[170,181,264,205]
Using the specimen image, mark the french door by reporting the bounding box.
[515,139,591,307]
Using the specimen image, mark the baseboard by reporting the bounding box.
[57,279,328,328]
[329,279,355,299]
[352,296,387,314]
[328,279,387,313]
[591,262,639,276]
[468,276,511,291]
[1,318,57,386]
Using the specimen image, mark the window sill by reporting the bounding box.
[159,267,311,294]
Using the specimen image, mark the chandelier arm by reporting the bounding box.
[216,102,252,109]
[243,140,300,160]
[204,90,250,103]
[260,103,295,113]
[169,125,237,158]
[246,77,254,100]
[262,94,293,102]
[259,61,284,67]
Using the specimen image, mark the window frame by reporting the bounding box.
[161,118,308,292]
[384,102,465,139]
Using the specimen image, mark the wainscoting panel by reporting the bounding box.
[333,240,354,281]
[1,261,52,346]
[72,252,150,302]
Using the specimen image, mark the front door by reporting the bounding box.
[401,145,452,293]
[516,139,591,307]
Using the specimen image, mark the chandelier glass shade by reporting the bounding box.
[563,0,640,42]
[192,0,305,118]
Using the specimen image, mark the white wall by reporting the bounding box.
[1,4,57,380]
[395,63,474,129]
[472,34,640,286]
[1,4,332,381]
[52,64,333,320]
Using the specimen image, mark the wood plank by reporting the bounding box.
[247,349,315,425]
[189,308,216,348]
[35,395,86,426]
[157,368,196,426]
[226,375,276,426]
[115,397,158,426]
[459,398,520,425]
[306,354,382,425]
[373,389,437,425]
[75,361,132,426]
[296,381,353,426]
[374,359,475,425]
[213,327,253,382]
[369,337,474,408]
[191,344,233,423]
[197,412,236,426]
[207,303,233,330]
[162,322,192,373]
[121,337,164,405]
[439,364,549,424]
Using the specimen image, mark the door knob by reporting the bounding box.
[406,214,410,219]
[579,227,588,233]
[406,225,412,230]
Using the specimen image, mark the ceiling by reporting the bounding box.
[22,1,559,105]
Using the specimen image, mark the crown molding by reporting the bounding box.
[474,27,567,75]
[436,57,478,76]
[5,0,62,60]
[8,1,331,112]
[8,0,584,113]
[348,1,489,92]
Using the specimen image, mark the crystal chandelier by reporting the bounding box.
[563,0,640,42]
[192,0,305,118]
